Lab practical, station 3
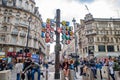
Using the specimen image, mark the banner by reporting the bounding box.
[32,54,40,63]
[0,52,5,59]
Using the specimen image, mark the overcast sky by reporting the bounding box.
[35,0,120,23]
[34,0,120,53]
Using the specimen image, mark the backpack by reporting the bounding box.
[70,64,74,70]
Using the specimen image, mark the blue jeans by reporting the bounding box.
[91,67,97,78]
[17,73,20,80]
[27,70,31,80]
[31,68,41,80]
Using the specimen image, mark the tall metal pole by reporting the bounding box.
[26,21,30,49]
[54,9,61,79]
[25,16,32,57]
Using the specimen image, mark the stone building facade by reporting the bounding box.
[78,13,120,57]
[0,0,46,56]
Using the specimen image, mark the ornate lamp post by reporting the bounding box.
[72,18,78,59]
[25,16,32,57]
[72,18,79,72]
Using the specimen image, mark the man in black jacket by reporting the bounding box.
[0,59,7,71]
[89,58,97,78]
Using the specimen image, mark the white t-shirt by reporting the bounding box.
[15,63,23,73]
[108,61,114,74]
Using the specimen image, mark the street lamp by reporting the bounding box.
[72,18,78,72]
[25,16,32,57]
[72,18,78,58]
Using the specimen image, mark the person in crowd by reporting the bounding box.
[118,56,120,65]
[0,59,7,71]
[74,59,79,72]
[44,61,49,70]
[0,60,2,71]
[15,59,23,80]
[96,59,103,79]
[62,58,70,80]
[80,58,89,76]
[24,61,41,80]
[23,57,32,80]
[7,60,14,70]
[89,58,97,79]
[44,61,49,79]
[108,57,115,80]
[69,59,78,79]
[40,63,45,78]
[82,64,88,76]
[69,59,74,70]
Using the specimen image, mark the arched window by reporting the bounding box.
[25,1,29,10]
[24,13,27,18]
[4,9,8,14]
[8,17,10,22]
[13,27,18,32]
[9,10,12,15]
[31,4,33,12]
[2,26,7,31]
[16,11,20,16]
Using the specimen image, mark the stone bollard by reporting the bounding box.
[115,71,120,80]
[69,70,75,80]
[82,68,93,80]
[96,69,102,80]
[0,70,11,80]
[61,70,65,80]
[101,66,109,80]
[89,68,94,80]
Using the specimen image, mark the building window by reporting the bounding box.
[97,37,99,42]
[117,45,119,51]
[98,45,105,52]
[2,26,7,31]
[4,9,8,14]
[16,11,20,16]
[0,35,5,42]
[31,4,33,12]
[16,18,19,23]
[111,37,113,42]
[107,45,114,52]
[116,38,118,43]
[9,10,12,15]
[11,36,17,43]
[8,17,10,22]
[19,37,24,45]
[24,13,27,18]
[25,1,29,10]
[34,41,37,48]
[13,27,18,31]
[4,17,7,22]
[19,0,22,7]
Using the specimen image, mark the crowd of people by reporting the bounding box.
[0,55,120,80]
[60,56,120,80]
[79,56,120,80]
[0,57,48,80]
[60,58,79,80]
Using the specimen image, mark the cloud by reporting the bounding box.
[76,0,95,3]
[35,0,120,23]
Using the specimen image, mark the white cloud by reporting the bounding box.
[35,0,120,23]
